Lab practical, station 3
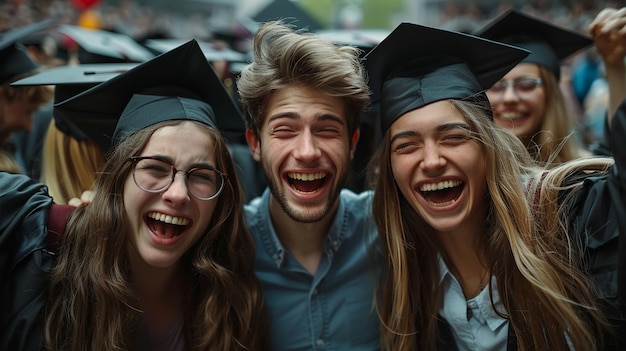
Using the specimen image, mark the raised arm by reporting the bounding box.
[589,7,626,127]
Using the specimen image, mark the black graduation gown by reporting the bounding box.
[0,173,53,350]
[566,98,626,349]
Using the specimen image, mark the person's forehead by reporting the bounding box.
[264,85,348,121]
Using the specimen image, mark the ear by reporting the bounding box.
[245,128,262,162]
[349,129,360,160]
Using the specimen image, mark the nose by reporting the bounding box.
[162,172,190,205]
[421,141,446,171]
[293,130,321,161]
[501,84,519,102]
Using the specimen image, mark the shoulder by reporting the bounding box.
[340,188,373,209]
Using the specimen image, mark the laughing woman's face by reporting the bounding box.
[123,122,218,270]
[389,100,488,235]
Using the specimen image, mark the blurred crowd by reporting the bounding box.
[2,0,621,143]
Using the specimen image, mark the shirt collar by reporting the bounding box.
[257,188,349,268]
[438,256,507,332]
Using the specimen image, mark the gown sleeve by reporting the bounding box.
[0,172,54,351]
[565,98,626,349]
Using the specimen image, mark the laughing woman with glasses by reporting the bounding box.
[477,8,626,165]
[0,40,268,351]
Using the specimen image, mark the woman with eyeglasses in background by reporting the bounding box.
[477,8,626,165]
[0,40,267,351]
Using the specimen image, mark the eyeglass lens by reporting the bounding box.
[132,157,224,200]
[487,77,543,97]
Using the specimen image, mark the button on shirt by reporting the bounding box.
[439,258,509,351]
[246,189,381,351]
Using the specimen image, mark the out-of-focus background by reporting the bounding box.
[2,0,619,44]
[1,0,621,196]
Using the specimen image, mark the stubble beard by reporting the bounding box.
[262,160,347,224]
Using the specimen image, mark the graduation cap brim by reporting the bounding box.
[363,23,529,133]
[365,23,530,104]
[11,63,137,91]
[0,19,55,83]
[58,25,155,63]
[11,63,137,139]
[53,40,245,151]
[143,38,247,62]
[0,19,55,52]
[315,29,389,57]
[474,9,592,76]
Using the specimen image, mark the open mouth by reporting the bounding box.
[497,112,527,121]
[419,180,464,207]
[146,211,191,239]
[287,172,328,194]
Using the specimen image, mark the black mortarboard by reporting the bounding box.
[364,23,529,134]
[57,24,155,63]
[11,63,136,139]
[0,20,53,84]
[143,38,247,63]
[316,29,389,58]
[474,9,592,80]
[54,40,245,152]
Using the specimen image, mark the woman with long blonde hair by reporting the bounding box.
[40,120,104,204]
[366,23,623,350]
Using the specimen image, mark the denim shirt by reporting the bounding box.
[245,188,381,351]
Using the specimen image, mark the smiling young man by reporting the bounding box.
[237,21,380,350]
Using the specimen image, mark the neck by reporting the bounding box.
[268,195,337,275]
[438,222,488,299]
[129,251,183,306]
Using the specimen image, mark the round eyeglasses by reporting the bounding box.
[486,77,544,99]
[129,156,227,200]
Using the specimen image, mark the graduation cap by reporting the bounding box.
[11,63,137,139]
[53,39,246,152]
[474,9,592,80]
[363,23,530,134]
[57,24,155,63]
[0,20,53,84]
[143,38,247,63]
[252,0,323,31]
[315,29,389,57]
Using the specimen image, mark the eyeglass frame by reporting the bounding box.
[128,156,228,200]
[486,77,544,98]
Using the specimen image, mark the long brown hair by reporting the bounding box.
[44,120,267,350]
[372,99,610,351]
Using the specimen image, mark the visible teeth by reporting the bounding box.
[287,172,326,181]
[425,198,456,207]
[419,180,462,192]
[147,212,189,226]
[499,112,523,120]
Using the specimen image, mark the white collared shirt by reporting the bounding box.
[439,257,509,351]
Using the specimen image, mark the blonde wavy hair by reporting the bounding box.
[527,65,591,165]
[44,120,267,350]
[371,98,612,351]
[0,150,21,173]
[40,120,104,204]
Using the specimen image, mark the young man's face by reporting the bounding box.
[0,89,39,144]
[246,85,359,223]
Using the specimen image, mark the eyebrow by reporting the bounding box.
[390,122,471,145]
[144,154,217,169]
[267,111,346,126]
